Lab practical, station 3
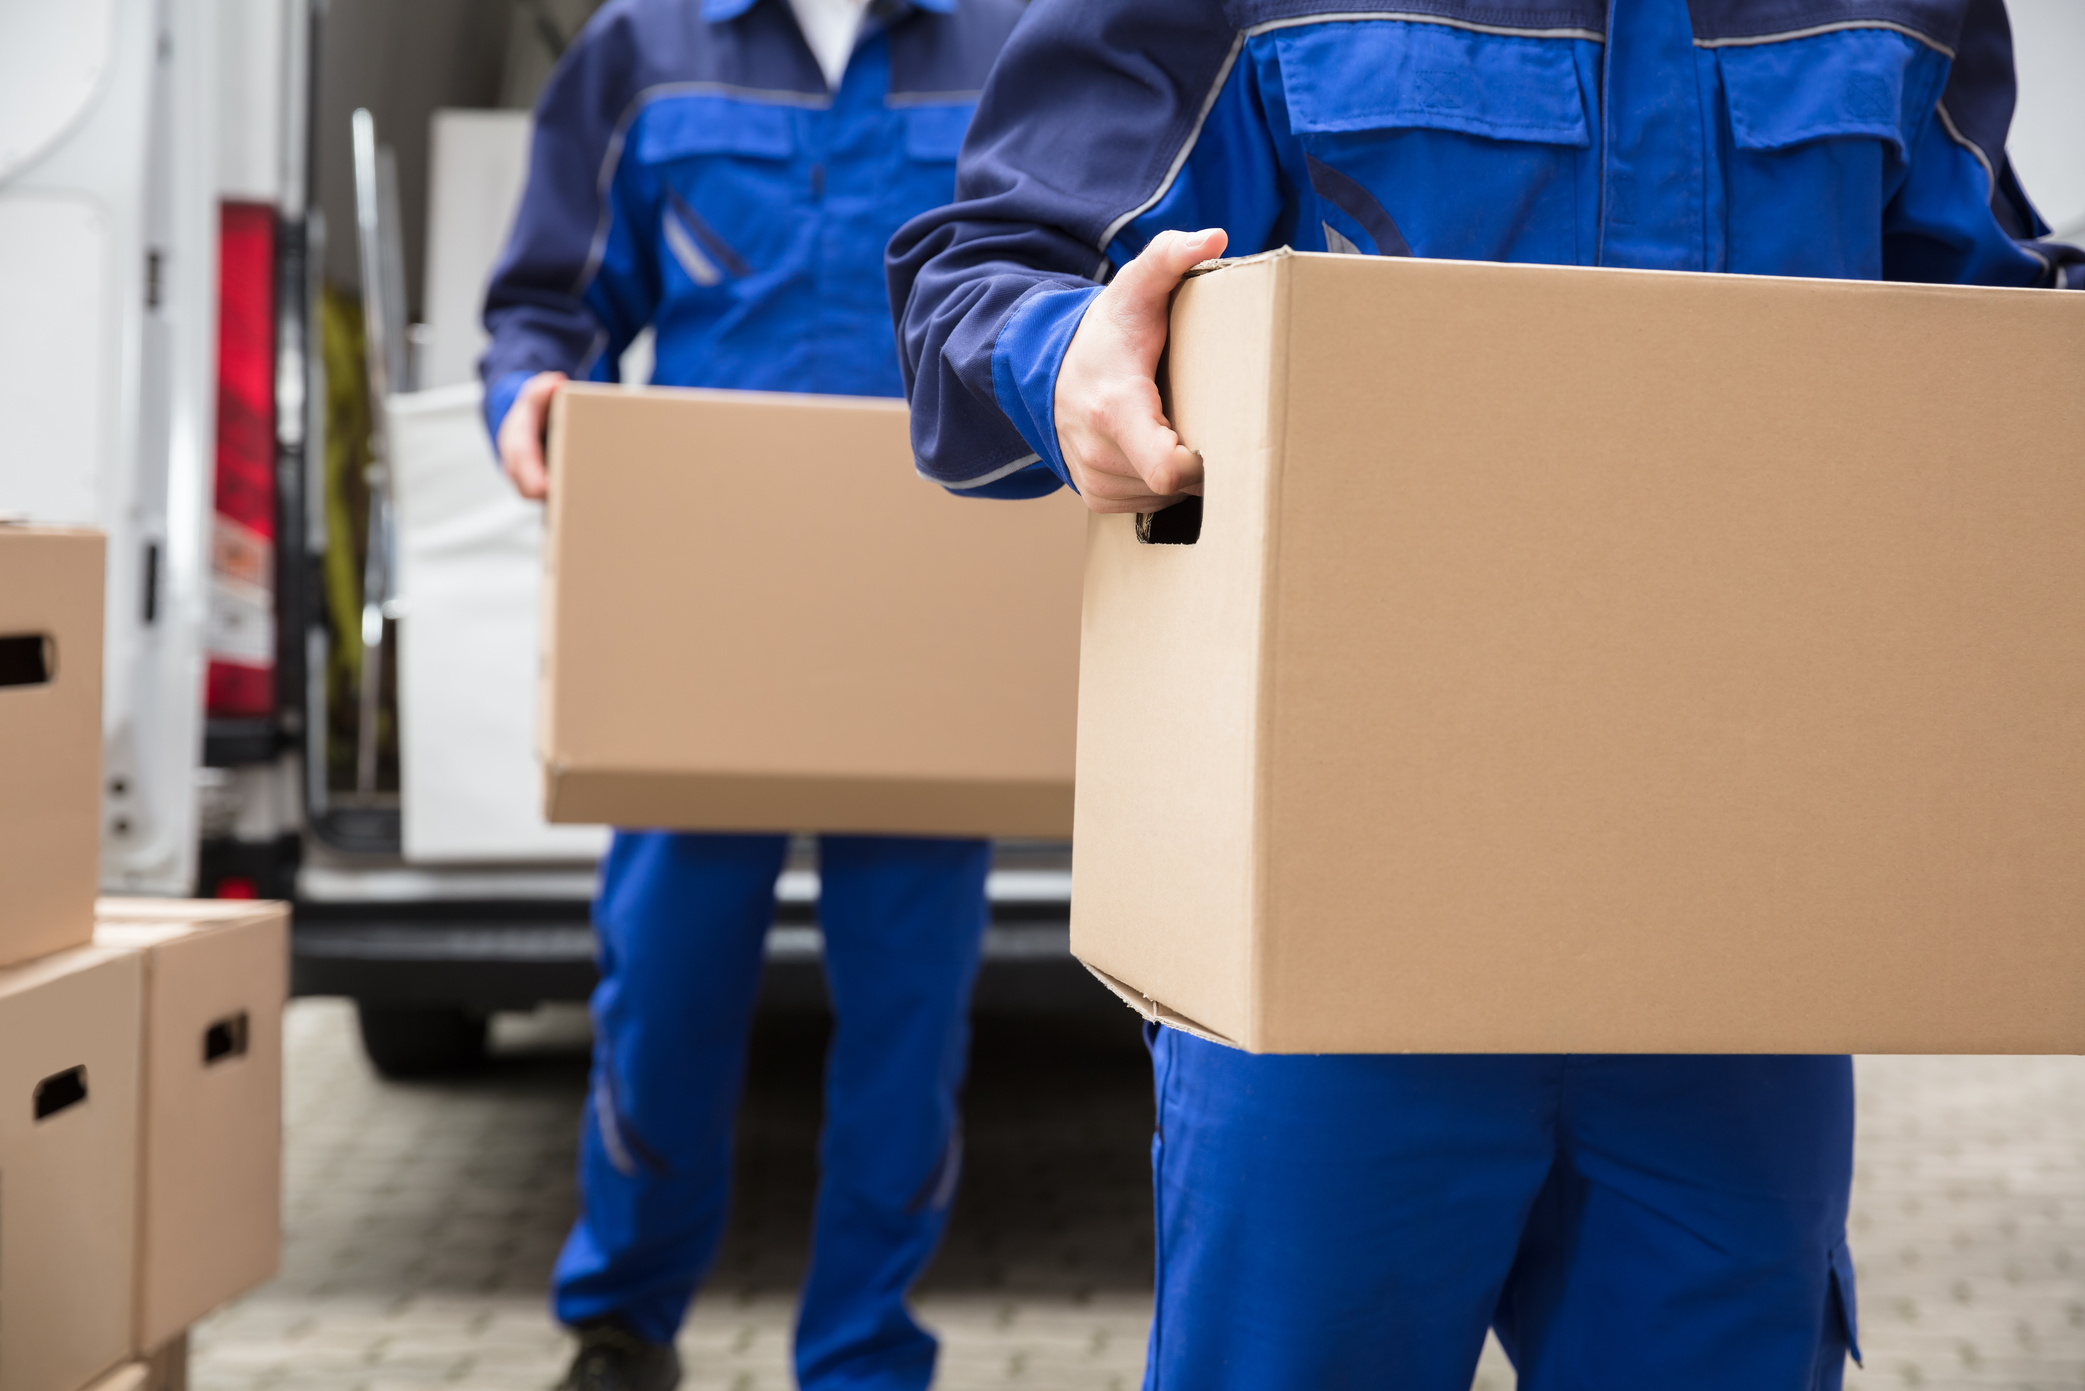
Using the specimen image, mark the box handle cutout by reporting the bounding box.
[0,633,53,688]
[32,1065,87,1120]
[1135,495,1202,546]
[204,1012,250,1064]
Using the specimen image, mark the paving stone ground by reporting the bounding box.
[194,999,2083,1391]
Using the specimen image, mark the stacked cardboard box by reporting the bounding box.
[0,525,101,971]
[0,525,285,1391]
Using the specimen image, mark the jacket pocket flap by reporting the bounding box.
[1719,29,1942,155]
[635,94,797,163]
[1275,20,1590,147]
[902,103,972,160]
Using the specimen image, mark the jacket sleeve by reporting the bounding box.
[886,0,1281,498]
[479,7,661,445]
[1884,0,2084,289]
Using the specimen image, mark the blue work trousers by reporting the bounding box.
[1145,1032,1859,1390]
[553,830,991,1390]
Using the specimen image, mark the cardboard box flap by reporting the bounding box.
[1081,964,1241,1049]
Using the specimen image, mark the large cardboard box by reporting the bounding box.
[541,386,1085,837]
[0,945,141,1391]
[95,899,287,1350]
[0,525,103,971]
[1075,249,2085,1054]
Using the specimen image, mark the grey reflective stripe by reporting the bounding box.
[593,1077,641,1178]
[1323,221,1362,255]
[929,1129,963,1212]
[885,88,984,107]
[1692,19,1953,58]
[1246,12,1606,42]
[574,327,611,381]
[1933,100,1996,197]
[1093,31,1248,273]
[662,209,723,286]
[572,79,834,297]
[924,451,1043,489]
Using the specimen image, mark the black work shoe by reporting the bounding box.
[554,1319,681,1391]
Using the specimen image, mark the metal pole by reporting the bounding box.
[349,108,394,796]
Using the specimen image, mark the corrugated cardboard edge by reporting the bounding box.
[77,1363,148,1391]
[93,897,287,927]
[1181,247,1293,281]
[1245,249,1298,1056]
[539,390,573,787]
[1168,250,1295,1052]
[544,765,1073,838]
[1080,963,1242,1049]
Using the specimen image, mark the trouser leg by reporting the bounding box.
[1494,1055,1858,1391]
[552,830,789,1342]
[1141,1031,1560,1391]
[792,834,991,1391]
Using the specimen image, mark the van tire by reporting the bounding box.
[355,1003,489,1078]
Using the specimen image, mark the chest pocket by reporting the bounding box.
[902,103,971,162]
[1715,28,1949,279]
[635,94,797,162]
[1272,20,1592,264]
[634,93,804,289]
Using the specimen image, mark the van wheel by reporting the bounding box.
[355,1003,489,1078]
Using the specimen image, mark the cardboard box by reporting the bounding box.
[541,386,1085,837]
[1074,249,2085,1054]
[77,1364,148,1391]
[0,945,142,1391]
[0,525,103,971]
[95,899,286,1350]
[75,1340,184,1391]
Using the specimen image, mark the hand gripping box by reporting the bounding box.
[94,898,287,1351]
[1074,249,2085,1054]
[0,945,142,1391]
[0,526,103,971]
[541,386,1086,838]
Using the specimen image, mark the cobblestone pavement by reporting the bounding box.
[194,999,2082,1391]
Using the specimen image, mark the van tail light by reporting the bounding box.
[207,202,278,718]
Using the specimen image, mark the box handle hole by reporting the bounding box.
[32,1065,87,1121]
[0,633,53,688]
[1135,495,1202,546]
[204,1012,250,1065]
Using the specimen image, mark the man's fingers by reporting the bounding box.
[498,370,566,501]
[507,454,549,501]
[1109,228,1229,317]
[1065,439,1188,513]
[1053,230,1227,515]
[1114,410,1204,498]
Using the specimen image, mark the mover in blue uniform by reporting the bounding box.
[889,1,2080,1385]
[482,1,1020,1387]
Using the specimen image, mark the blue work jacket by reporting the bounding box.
[480,0,1021,442]
[888,0,2084,499]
